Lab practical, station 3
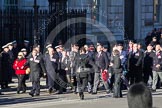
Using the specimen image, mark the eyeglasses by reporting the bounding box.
[18,55,22,56]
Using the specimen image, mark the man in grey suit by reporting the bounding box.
[92,44,110,94]
[152,44,162,92]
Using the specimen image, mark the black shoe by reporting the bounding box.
[79,92,84,100]
[9,81,14,83]
[106,90,111,94]
[48,89,53,94]
[81,94,84,100]
[88,91,92,94]
[0,92,4,95]
[57,92,63,94]
[17,91,20,94]
[91,92,97,95]
[74,91,78,94]
[73,87,77,94]
[29,92,34,97]
[35,94,40,96]
[151,89,156,92]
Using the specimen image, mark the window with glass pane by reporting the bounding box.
[154,0,160,22]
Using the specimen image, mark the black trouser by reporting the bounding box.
[113,73,122,97]
[9,64,14,82]
[77,75,88,93]
[109,74,115,91]
[87,72,94,92]
[143,69,153,84]
[17,74,26,92]
[47,73,55,90]
[71,68,77,91]
[30,80,40,95]
[88,73,94,86]
[58,69,67,93]
[129,71,142,85]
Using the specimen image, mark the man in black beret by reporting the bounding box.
[150,36,158,49]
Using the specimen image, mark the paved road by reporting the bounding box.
[0,79,162,108]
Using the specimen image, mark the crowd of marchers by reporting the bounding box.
[0,33,162,100]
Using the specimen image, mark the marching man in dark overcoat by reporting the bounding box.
[0,45,10,89]
[27,49,46,97]
[44,44,59,94]
[127,43,144,85]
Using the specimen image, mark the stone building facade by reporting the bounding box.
[0,0,162,42]
[68,0,162,42]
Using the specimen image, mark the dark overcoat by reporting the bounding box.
[44,53,59,80]
[1,52,10,82]
[27,55,46,82]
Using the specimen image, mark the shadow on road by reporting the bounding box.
[0,95,59,106]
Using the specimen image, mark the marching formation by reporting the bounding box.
[0,33,162,100]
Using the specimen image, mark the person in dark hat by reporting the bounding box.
[12,40,19,60]
[23,40,30,55]
[44,47,59,94]
[7,42,15,83]
[58,49,71,94]
[143,44,154,85]
[46,44,52,50]
[55,44,68,94]
[0,45,10,89]
[55,44,63,58]
[137,42,145,53]
[103,45,111,60]
[33,44,42,57]
[43,44,53,87]
[73,43,79,52]
[26,44,42,59]
[150,36,158,49]
[128,40,135,53]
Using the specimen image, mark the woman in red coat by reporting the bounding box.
[13,52,27,94]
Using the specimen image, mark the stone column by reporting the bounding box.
[159,0,162,24]
[134,0,142,40]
